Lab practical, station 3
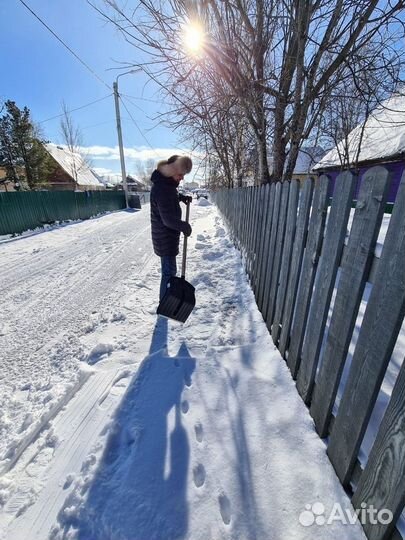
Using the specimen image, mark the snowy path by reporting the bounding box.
[0,204,367,540]
[0,210,155,474]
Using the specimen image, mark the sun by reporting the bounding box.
[183,23,205,54]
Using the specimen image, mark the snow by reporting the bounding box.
[45,143,103,187]
[314,93,405,169]
[0,202,371,539]
[197,197,212,206]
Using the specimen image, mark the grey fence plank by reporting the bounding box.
[310,166,391,436]
[248,187,261,280]
[327,172,405,487]
[229,189,235,240]
[279,179,314,357]
[351,356,405,540]
[262,182,282,321]
[296,171,357,403]
[241,187,249,251]
[247,187,256,261]
[266,181,291,328]
[244,187,253,269]
[272,180,299,344]
[253,185,270,298]
[257,184,276,313]
[239,188,246,250]
[286,176,330,378]
[238,187,246,253]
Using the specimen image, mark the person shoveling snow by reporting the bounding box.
[150,155,196,322]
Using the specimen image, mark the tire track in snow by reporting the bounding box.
[1,219,152,371]
[0,210,154,469]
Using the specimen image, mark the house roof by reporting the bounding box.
[268,146,326,176]
[45,144,103,187]
[314,93,405,170]
[293,147,326,174]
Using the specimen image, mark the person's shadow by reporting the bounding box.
[60,317,196,540]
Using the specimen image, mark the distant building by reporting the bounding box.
[267,146,326,184]
[117,175,149,192]
[291,147,326,182]
[44,144,104,191]
[313,93,405,203]
[183,181,199,190]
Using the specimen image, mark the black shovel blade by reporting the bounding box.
[157,276,196,323]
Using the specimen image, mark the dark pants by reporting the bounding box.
[160,256,177,301]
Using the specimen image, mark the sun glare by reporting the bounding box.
[184,23,205,53]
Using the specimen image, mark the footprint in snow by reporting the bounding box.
[193,464,206,488]
[181,400,189,414]
[194,422,203,443]
[219,493,232,525]
[86,343,114,365]
[184,371,192,387]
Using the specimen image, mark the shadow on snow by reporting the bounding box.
[59,316,196,540]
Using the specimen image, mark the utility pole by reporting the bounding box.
[113,81,129,208]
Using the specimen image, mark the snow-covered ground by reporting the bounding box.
[0,202,369,539]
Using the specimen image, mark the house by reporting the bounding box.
[44,143,104,191]
[117,175,148,192]
[265,146,326,184]
[313,93,405,203]
[290,147,326,183]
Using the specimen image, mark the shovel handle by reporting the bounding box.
[181,202,190,278]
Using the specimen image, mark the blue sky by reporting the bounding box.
[0,0,203,183]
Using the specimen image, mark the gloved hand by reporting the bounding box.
[182,222,192,237]
[179,194,192,205]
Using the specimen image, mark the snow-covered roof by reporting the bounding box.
[314,93,405,170]
[268,146,326,175]
[293,147,326,174]
[45,144,103,187]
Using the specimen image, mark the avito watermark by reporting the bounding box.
[299,502,393,527]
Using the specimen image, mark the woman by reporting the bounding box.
[150,155,193,301]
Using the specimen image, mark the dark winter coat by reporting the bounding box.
[150,169,189,257]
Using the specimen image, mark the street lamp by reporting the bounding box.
[113,68,141,208]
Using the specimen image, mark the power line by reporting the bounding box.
[119,96,160,157]
[38,94,112,124]
[121,93,166,106]
[82,118,123,131]
[17,0,111,91]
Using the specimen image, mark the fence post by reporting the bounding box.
[279,178,314,357]
[253,185,270,299]
[286,176,330,378]
[262,182,282,322]
[257,183,276,314]
[310,166,391,437]
[296,170,357,403]
[327,171,405,487]
[272,180,299,343]
[351,355,405,540]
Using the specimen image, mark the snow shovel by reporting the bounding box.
[157,202,196,323]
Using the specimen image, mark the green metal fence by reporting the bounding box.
[0,191,126,236]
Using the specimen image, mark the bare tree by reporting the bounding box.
[94,0,405,184]
[135,157,155,187]
[59,101,92,182]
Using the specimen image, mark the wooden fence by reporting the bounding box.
[213,166,405,540]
